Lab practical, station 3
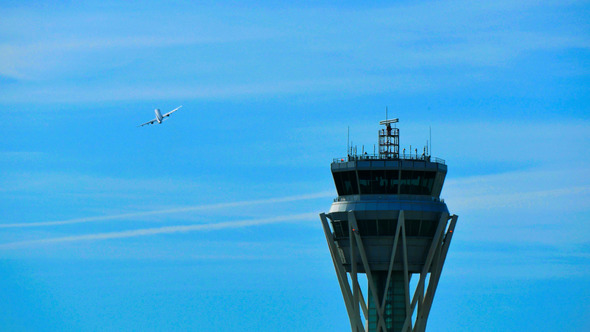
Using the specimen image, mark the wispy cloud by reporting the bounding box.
[444,166,590,212]
[0,1,587,102]
[0,151,45,162]
[444,166,590,246]
[447,246,590,279]
[0,4,279,81]
[0,191,332,228]
[449,186,590,212]
[0,75,438,103]
[0,212,317,249]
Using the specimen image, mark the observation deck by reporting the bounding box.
[330,155,447,198]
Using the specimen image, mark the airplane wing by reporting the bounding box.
[162,105,182,118]
[138,118,158,127]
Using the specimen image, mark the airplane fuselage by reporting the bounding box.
[155,109,163,124]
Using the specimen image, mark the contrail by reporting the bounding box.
[0,191,333,229]
[446,186,590,211]
[0,212,318,248]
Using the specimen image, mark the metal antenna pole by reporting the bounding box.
[348,126,350,157]
[429,126,432,156]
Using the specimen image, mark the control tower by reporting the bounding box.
[320,118,458,332]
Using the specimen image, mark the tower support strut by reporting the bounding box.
[320,212,458,332]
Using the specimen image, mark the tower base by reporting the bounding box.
[320,211,457,332]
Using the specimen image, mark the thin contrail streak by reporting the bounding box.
[0,191,333,229]
[0,212,318,248]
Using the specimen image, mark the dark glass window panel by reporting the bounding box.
[410,171,422,194]
[422,171,436,195]
[349,171,359,195]
[337,219,349,237]
[331,220,344,237]
[400,171,412,194]
[358,170,372,194]
[410,171,421,186]
[405,219,420,236]
[338,171,359,195]
[372,170,386,194]
[342,172,353,195]
[399,171,436,195]
[358,219,378,235]
[378,219,397,236]
[417,172,426,195]
[386,170,399,194]
[332,172,345,195]
[418,220,436,237]
[339,170,404,195]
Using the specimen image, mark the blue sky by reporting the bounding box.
[1,1,589,331]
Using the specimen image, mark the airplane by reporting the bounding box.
[138,105,182,127]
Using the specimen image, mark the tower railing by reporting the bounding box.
[333,154,445,164]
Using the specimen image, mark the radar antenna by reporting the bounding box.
[378,118,400,159]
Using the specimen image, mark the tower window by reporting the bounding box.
[400,171,436,195]
[332,171,359,195]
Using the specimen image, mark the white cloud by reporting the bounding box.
[0,74,438,103]
[0,151,45,162]
[0,1,587,102]
[0,191,332,228]
[0,171,202,195]
[445,165,590,213]
[446,249,590,279]
[0,212,317,248]
[442,164,590,250]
